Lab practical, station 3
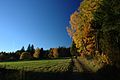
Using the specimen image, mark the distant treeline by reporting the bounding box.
[0,44,71,61]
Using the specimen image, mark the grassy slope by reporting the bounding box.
[0,59,71,72]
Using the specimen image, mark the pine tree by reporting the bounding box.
[70,41,78,56]
[20,46,25,52]
[27,44,31,53]
[31,44,35,55]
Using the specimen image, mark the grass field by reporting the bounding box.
[0,59,71,72]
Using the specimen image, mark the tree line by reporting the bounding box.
[67,0,120,68]
[0,44,71,61]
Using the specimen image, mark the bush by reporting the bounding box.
[20,52,32,60]
[0,53,7,61]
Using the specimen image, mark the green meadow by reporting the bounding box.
[0,59,71,72]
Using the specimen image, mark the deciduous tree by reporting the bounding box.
[33,48,41,59]
[20,52,32,60]
[67,0,120,66]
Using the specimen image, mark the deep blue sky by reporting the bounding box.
[0,0,81,52]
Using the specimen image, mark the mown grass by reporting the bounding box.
[0,59,71,72]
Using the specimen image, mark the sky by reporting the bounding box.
[0,0,81,52]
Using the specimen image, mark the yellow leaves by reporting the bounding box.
[20,52,32,60]
[101,53,110,64]
[82,26,90,37]
[70,11,81,30]
[33,48,41,59]
[66,27,73,37]
[94,53,111,65]
[50,48,59,58]
[67,0,104,56]
[86,43,94,50]
[73,31,82,49]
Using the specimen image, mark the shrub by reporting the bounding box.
[20,52,32,60]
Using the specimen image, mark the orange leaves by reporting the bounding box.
[86,43,95,53]
[70,11,81,30]
[33,48,41,59]
[50,48,59,58]
[66,27,73,37]
[82,26,90,37]
[67,0,103,56]
[67,11,81,38]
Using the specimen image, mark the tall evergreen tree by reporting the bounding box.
[31,44,35,54]
[70,41,78,56]
[20,46,25,52]
[27,44,31,53]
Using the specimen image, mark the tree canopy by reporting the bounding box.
[67,0,120,66]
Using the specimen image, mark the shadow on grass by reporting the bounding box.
[0,65,120,80]
[0,68,84,80]
[95,65,120,80]
[81,65,120,80]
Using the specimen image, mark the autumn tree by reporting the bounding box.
[67,0,102,56]
[33,48,41,59]
[20,52,32,60]
[49,48,59,58]
[48,48,54,59]
[67,0,120,66]
[53,48,59,58]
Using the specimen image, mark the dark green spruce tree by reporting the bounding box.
[70,41,78,57]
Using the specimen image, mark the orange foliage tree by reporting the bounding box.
[49,48,59,58]
[67,0,120,66]
[33,48,41,59]
[67,0,103,56]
